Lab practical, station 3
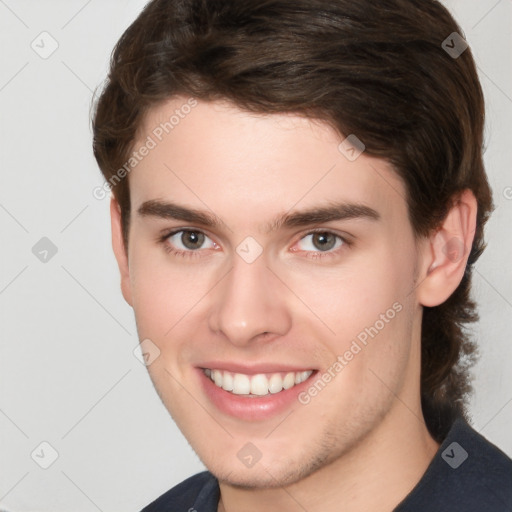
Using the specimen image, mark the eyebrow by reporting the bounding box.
[137,199,380,233]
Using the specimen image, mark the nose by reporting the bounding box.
[208,252,292,347]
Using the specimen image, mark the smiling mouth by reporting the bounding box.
[202,368,315,397]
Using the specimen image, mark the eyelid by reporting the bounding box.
[298,226,352,240]
[290,228,352,253]
[159,227,216,243]
[160,227,219,250]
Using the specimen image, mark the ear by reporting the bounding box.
[416,189,477,307]
[110,196,133,307]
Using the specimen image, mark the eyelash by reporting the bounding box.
[158,228,352,261]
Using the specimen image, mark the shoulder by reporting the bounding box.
[140,471,219,512]
[396,418,512,511]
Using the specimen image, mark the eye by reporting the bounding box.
[162,229,218,256]
[292,230,348,257]
[160,228,349,260]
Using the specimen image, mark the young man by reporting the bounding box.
[92,0,512,510]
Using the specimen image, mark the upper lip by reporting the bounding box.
[198,362,316,375]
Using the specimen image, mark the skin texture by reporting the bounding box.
[111,97,477,511]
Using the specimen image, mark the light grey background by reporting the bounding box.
[0,1,511,511]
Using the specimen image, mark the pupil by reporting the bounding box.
[313,232,335,251]
[182,231,204,249]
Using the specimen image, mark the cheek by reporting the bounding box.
[283,248,415,398]
[128,246,212,338]
[284,250,411,338]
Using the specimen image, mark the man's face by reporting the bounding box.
[119,97,424,487]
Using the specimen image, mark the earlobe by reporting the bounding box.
[417,190,477,307]
[110,197,133,307]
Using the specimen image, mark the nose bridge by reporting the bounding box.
[208,251,291,345]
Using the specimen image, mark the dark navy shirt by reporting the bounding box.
[141,418,512,511]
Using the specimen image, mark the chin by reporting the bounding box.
[203,446,334,490]
[213,465,305,490]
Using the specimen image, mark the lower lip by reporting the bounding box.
[197,368,317,421]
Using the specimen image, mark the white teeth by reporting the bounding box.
[213,369,223,387]
[269,373,283,394]
[283,372,295,390]
[250,374,269,396]
[204,368,313,396]
[232,373,251,395]
[222,372,233,391]
[295,370,311,384]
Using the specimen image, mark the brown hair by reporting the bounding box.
[92,0,493,441]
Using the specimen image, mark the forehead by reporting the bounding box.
[129,97,408,231]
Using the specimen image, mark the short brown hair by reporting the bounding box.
[92,0,494,442]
